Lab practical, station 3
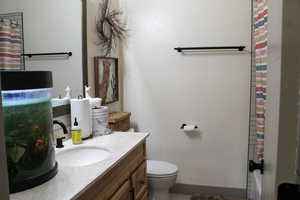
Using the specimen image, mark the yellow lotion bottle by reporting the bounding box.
[72,117,82,145]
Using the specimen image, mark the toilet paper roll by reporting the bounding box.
[71,98,92,139]
[181,124,198,131]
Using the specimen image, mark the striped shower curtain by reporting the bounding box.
[254,0,268,160]
[0,13,24,70]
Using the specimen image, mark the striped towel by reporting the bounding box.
[254,0,268,160]
[0,14,23,70]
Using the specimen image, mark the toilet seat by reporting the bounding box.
[147,160,178,178]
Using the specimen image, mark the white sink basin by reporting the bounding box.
[56,147,112,167]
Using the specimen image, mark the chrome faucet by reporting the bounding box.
[53,120,68,148]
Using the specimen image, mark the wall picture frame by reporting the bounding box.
[94,57,119,105]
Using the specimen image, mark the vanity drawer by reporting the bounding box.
[131,161,147,200]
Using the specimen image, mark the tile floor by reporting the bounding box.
[170,193,245,200]
[170,193,191,200]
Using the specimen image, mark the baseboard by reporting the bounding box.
[170,183,247,198]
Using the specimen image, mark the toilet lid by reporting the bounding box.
[147,160,178,177]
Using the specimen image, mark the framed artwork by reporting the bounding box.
[94,57,119,105]
[0,12,25,71]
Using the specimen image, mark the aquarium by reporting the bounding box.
[1,71,57,193]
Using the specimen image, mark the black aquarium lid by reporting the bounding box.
[1,71,53,90]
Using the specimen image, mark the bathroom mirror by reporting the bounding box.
[0,0,122,115]
[0,0,88,105]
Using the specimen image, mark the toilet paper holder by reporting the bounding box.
[180,124,198,130]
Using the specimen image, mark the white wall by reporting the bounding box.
[121,0,251,188]
[262,0,300,199]
[262,0,282,198]
[276,0,300,187]
[0,0,83,98]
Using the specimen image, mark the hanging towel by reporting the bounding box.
[254,0,268,160]
[0,13,24,70]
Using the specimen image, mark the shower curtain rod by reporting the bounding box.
[174,46,246,52]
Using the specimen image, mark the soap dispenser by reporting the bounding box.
[71,118,82,145]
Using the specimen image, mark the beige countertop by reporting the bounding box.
[10,132,149,200]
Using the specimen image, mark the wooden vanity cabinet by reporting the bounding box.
[131,161,147,199]
[74,141,148,200]
[139,192,148,200]
[110,180,132,200]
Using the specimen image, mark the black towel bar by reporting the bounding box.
[22,52,72,58]
[174,46,246,52]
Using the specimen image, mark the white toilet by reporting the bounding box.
[147,160,178,200]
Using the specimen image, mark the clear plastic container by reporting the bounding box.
[92,106,111,136]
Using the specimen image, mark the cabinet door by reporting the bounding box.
[110,180,132,200]
[131,161,147,199]
[75,143,146,200]
[138,191,148,200]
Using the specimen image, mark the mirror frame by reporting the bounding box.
[82,0,88,92]
[53,0,88,117]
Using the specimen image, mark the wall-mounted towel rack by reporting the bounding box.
[174,46,246,52]
[22,52,72,58]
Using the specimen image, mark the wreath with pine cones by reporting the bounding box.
[96,0,127,56]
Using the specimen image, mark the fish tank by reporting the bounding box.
[1,71,57,193]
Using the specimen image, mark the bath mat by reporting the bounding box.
[190,194,226,200]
